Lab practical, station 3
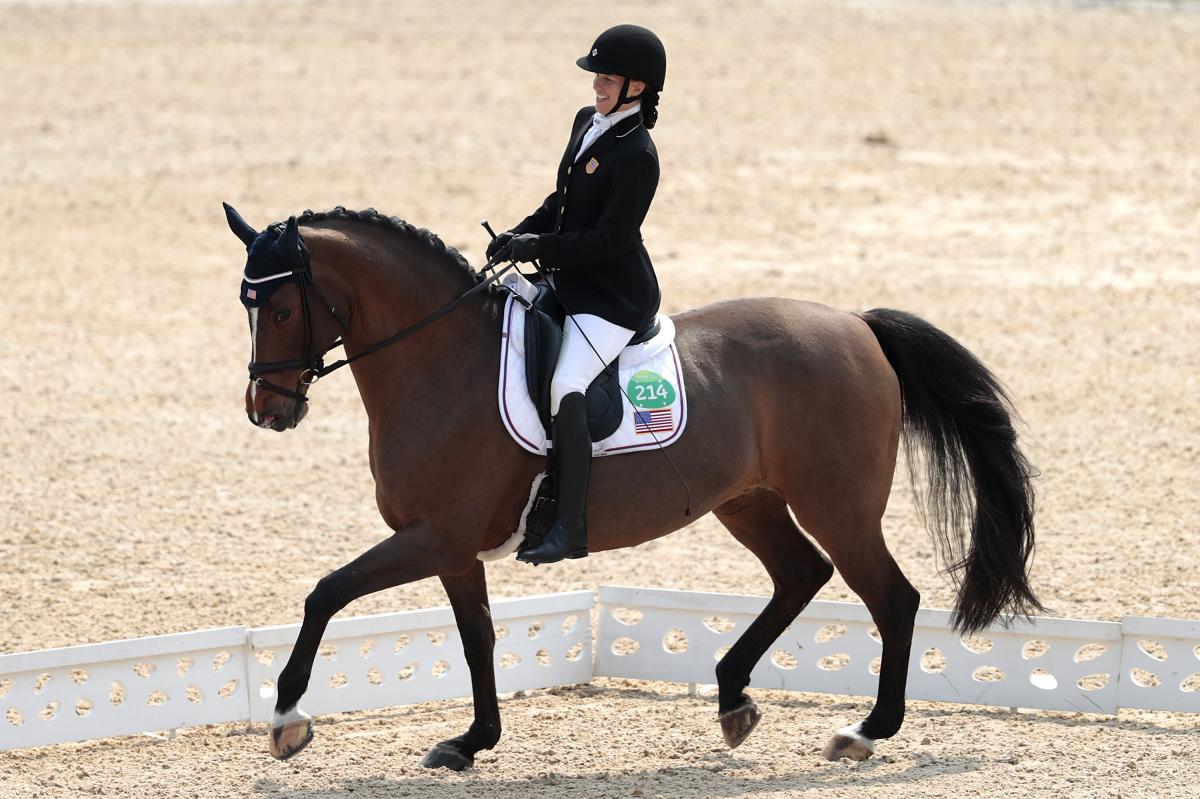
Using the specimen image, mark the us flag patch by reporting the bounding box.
[634,408,673,435]
[246,288,257,300]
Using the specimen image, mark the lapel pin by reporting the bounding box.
[586,157,599,175]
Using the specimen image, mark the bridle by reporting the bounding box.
[247,237,515,404]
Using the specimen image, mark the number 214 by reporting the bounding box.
[634,384,669,402]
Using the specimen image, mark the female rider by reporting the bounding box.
[490,24,667,565]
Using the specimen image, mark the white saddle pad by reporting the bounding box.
[496,275,688,457]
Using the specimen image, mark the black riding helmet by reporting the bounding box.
[576,25,666,114]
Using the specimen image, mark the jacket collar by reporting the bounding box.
[575,112,643,164]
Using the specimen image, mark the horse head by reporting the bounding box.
[225,203,342,432]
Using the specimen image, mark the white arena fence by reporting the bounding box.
[2,586,1198,751]
[596,587,1200,716]
[0,591,593,752]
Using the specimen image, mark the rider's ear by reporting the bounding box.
[223,202,258,248]
[276,215,299,258]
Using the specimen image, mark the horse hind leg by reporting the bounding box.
[804,520,920,761]
[712,489,834,749]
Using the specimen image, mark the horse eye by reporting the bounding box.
[273,308,292,324]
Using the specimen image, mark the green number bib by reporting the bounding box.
[627,370,677,409]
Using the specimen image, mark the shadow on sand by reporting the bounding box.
[249,682,1196,797]
[254,751,988,799]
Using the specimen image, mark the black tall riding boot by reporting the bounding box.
[518,392,590,564]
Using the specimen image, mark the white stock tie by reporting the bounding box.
[575,113,614,162]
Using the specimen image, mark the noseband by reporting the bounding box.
[248,238,515,404]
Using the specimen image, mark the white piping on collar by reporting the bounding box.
[616,124,642,138]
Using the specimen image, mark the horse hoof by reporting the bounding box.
[719,698,762,749]
[269,712,314,760]
[420,743,474,771]
[822,725,874,761]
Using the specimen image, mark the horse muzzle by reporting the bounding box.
[255,407,306,431]
[246,379,310,431]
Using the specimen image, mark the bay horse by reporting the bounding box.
[226,205,1041,770]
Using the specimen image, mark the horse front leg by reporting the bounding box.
[270,521,462,760]
[419,561,501,771]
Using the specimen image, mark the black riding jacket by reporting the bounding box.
[512,106,662,332]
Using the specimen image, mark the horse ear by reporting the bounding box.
[223,202,258,247]
[277,215,299,257]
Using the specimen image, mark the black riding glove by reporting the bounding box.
[486,231,514,260]
[499,233,541,263]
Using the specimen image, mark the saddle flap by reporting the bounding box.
[521,282,623,441]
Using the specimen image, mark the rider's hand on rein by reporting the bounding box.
[497,234,540,264]
[486,231,514,259]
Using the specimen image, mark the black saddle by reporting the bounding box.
[522,282,660,442]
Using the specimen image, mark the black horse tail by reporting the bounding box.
[859,308,1043,634]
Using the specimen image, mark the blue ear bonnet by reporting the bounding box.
[240,230,305,309]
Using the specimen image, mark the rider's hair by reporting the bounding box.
[640,89,660,130]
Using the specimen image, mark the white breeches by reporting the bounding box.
[550,313,635,415]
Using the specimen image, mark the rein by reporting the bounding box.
[248,243,515,403]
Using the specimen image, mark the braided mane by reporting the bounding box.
[266,206,494,291]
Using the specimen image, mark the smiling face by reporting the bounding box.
[592,72,645,115]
